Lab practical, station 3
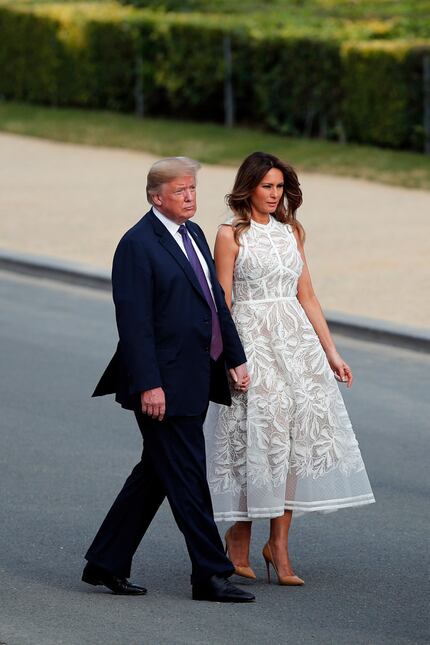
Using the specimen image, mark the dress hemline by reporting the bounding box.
[213,493,376,521]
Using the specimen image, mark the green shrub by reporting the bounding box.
[244,34,341,137]
[139,20,227,120]
[0,4,143,109]
[0,3,429,151]
[0,8,64,103]
[84,18,139,110]
[119,0,430,39]
[35,4,143,109]
[342,41,430,150]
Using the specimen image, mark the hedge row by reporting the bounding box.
[0,3,429,151]
[342,41,428,150]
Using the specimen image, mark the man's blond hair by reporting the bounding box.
[146,156,201,204]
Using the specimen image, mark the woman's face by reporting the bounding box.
[250,168,284,216]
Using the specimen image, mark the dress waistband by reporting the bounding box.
[234,295,297,305]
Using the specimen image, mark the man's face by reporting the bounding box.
[153,175,197,224]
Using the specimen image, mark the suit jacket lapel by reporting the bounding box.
[149,210,207,302]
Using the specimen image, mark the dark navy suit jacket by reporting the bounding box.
[93,209,246,415]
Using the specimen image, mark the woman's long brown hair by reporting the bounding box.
[226,151,304,244]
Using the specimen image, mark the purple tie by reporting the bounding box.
[178,225,223,361]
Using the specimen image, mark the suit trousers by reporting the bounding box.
[85,410,234,584]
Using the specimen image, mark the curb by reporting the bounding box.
[1,248,429,354]
[0,249,111,291]
[323,311,430,354]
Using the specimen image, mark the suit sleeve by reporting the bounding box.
[217,299,247,369]
[112,237,162,396]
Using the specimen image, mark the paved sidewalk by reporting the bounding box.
[1,132,429,329]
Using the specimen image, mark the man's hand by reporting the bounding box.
[141,387,166,421]
[229,363,250,392]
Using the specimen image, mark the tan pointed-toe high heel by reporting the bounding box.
[225,528,256,580]
[262,542,304,586]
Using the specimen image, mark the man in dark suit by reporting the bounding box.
[82,157,254,603]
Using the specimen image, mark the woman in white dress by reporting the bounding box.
[204,152,375,586]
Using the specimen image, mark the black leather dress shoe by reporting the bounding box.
[82,562,147,595]
[192,575,255,603]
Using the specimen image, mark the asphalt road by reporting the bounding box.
[0,271,428,645]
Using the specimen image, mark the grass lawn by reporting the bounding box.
[1,101,429,190]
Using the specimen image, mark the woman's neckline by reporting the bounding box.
[251,215,273,228]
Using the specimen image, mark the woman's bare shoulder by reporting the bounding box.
[216,222,236,243]
[290,221,305,247]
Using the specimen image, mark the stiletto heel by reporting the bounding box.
[265,558,271,584]
[225,527,257,580]
[262,542,304,586]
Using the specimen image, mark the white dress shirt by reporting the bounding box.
[152,207,216,302]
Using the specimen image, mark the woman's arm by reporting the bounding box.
[293,229,353,387]
[214,224,249,390]
[214,224,239,310]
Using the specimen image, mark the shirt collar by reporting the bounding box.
[152,207,183,237]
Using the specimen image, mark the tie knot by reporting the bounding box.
[178,224,188,237]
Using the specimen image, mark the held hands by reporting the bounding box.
[141,387,166,421]
[229,363,251,393]
[326,350,353,388]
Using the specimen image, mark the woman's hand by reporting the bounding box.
[229,364,251,392]
[326,350,353,388]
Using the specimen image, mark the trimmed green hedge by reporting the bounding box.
[0,5,139,108]
[0,3,428,151]
[243,34,342,138]
[0,9,64,103]
[341,41,429,150]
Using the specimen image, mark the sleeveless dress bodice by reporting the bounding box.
[232,217,303,303]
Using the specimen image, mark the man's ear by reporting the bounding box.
[152,193,162,207]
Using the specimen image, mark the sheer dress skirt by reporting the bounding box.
[204,297,375,521]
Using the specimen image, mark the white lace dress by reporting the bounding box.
[204,216,375,520]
